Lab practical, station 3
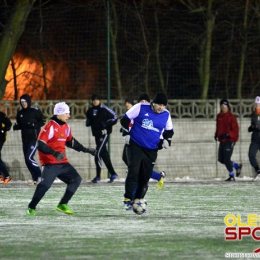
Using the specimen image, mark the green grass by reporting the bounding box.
[0,181,260,260]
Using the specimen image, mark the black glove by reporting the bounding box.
[214,133,218,141]
[220,133,229,139]
[13,123,20,131]
[52,151,65,161]
[82,147,97,156]
[158,139,164,150]
[248,125,255,132]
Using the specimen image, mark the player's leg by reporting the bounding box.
[56,163,82,214]
[134,149,157,199]
[249,142,259,174]
[151,170,161,181]
[23,142,41,184]
[223,142,235,181]
[218,142,225,165]
[150,169,165,189]
[0,142,11,184]
[27,164,58,215]
[98,135,118,182]
[124,144,143,209]
[92,136,102,182]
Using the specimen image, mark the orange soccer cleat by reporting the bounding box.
[3,177,12,185]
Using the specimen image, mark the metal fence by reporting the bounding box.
[1,99,255,120]
[2,99,257,181]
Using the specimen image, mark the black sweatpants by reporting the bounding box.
[248,141,260,171]
[125,141,157,200]
[218,141,235,172]
[94,134,117,178]
[0,142,10,178]
[28,163,82,210]
[23,141,41,181]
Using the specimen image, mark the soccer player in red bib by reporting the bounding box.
[26,102,96,216]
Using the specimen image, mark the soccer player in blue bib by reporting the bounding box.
[120,93,174,211]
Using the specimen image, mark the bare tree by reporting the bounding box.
[154,4,166,93]
[201,0,215,99]
[179,0,215,99]
[0,0,36,99]
[109,0,123,100]
[38,0,49,99]
[237,0,249,99]
[10,58,18,100]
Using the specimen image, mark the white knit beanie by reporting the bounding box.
[255,96,260,104]
[54,102,70,115]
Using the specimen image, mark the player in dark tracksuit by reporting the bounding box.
[13,94,45,185]
[248,96,260,179]
[0,112,12,184]
[86,94,118,183]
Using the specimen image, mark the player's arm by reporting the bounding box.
[37,139,65,161]
[2,114,12,131]
[158,114,174,149]
[85,109,92,127]
[100,106,118,129]
[13,113,21,130]
[120,103,141,133]
[163,113,174,145]
[228,115,239,139]
[120,115,131,134]
[163,129,174,146]
[66,137,96,156]
[37,140,56,155]
[158,129,174,150]
[27,109,46,129]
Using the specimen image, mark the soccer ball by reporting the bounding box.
[132,198,147,215]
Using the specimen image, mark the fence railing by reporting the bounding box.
[1,99,255,119]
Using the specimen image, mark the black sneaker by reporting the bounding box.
[91,177,100,183]
[236,164,242,177]
[225,176,235,181]
[107,174,118,183]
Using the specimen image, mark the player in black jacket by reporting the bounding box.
[13,94,45,185]
[86,94,118,183]
[0,111,12,184]
[248,96,260,180]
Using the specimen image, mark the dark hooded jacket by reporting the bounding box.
[13,94,45,143]
[0,112,12,143]
[249,110,260,143]
[86,103,117,137]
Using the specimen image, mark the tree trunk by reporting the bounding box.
[154,7,166,93]
[237,0,249,99]
[201,0,214,100]
[110,0,123,100]
[0,0,36,99]
[38,0,49,100]
[134,0,150,94]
